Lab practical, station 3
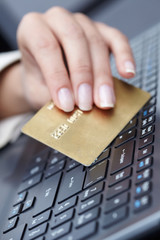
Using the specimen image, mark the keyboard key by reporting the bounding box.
[108,167,131,186]
[25,222,48,240]
[75,208,99,228]
[142,106,156,118]
[66,159,80,172]
[141,115,155,128]
[96,148,110,162]
[80,182,104,201]
[84,161,107,188]
[58,166,85,203]
[33,173,61,216]
[115,129,136,147]
[106,180,130,200]
[18,173,42,193]
[8,204,21,219]
[29,210,51,230]
[104,192,129,213]
[51,209,74,228]
[2,224,26,240]
[48,222,71,240]
[74,222,97,240]
[135,181,151,197]
[139,135,154,149]
[23,163,46,181]
[31,150,50,166]
[134,195,150,212]
[140,125,154,138]
[138,145,153,159]
[13,192,27,206]
[22,197,35,212]
[3,217,18,233]
[78,195,101,214]
[45,160,65,178]
[110,141,134,174]
[121,118,137,133]
[102,206,127,228]
[136,169,152,184]
[47,152,65,167]
[54,196,77,215]
[137,157,152,172]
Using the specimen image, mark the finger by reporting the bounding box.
[17,12,74,112]
[75,13,115,109]
[96,23,136,78]
[44,7,93,111]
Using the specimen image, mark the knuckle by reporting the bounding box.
[110,27,128,42]
[64,23,84,40]
[72,64,92,75]
[46,69,68,83]
[89,35,105,47]
[36,37,59,52]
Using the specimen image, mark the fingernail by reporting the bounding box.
[124,61,136,75]
[58,88,74,112]
[78,83,92,111]
[99,84,115,108]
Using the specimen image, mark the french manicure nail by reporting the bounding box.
[78,83,92,111]
[58,88,74,112]
[124,61,136,75]
[99,84,115,108]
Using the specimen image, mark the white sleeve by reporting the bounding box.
[0,50,33,149]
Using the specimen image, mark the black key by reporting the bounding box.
[22,197,35,212]
[18,173,42,193]
[141,115,155,128]
[137,157,152,172]
[144,97,156,108]
[47,152,65,167]
[135,181,151,197]
[33,173,61,216]
[115,129,136,147]
[51,209,74,228]
[13,192,27,206]
[45,160,65,178]
[138,145,153,160]
[142,106,156,118]
[106,180,130,200]
[108,167,131,186]
[80,182,104,201]
[110,141,134,174]
[3,217,18,233]
[2,224,26,240]
[78,195,101,214]
[84,161,107,188]
[23,163,46,181]
[31,150,49,166]
[96,148,110,162]
[25,222,48,240]
[9,204,21,219]
[29,210,51,230]
[66,159,80,172]
[136,169,152,184]
[104,192,129,213]
[58,166,85,202]
[134,195,150,212]
[139,135,153,149]
[75,208,99,228]
[140,125,154,138]
[48,222,71,240]
[54,196,77,215]
[74,222,97,240]
[121,118,137,133]
[102,206,127,228]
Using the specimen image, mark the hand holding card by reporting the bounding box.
[22,78,150,166]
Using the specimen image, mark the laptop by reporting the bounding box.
[0,22,160,240]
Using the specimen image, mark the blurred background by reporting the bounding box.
[1,0,160,52]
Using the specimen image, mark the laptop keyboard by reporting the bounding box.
[2,23,159,240]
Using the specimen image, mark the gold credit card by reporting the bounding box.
[22,78,150,166]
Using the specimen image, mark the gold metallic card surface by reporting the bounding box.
[22,78,150,166]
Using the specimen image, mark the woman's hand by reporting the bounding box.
[1,7,136,119]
